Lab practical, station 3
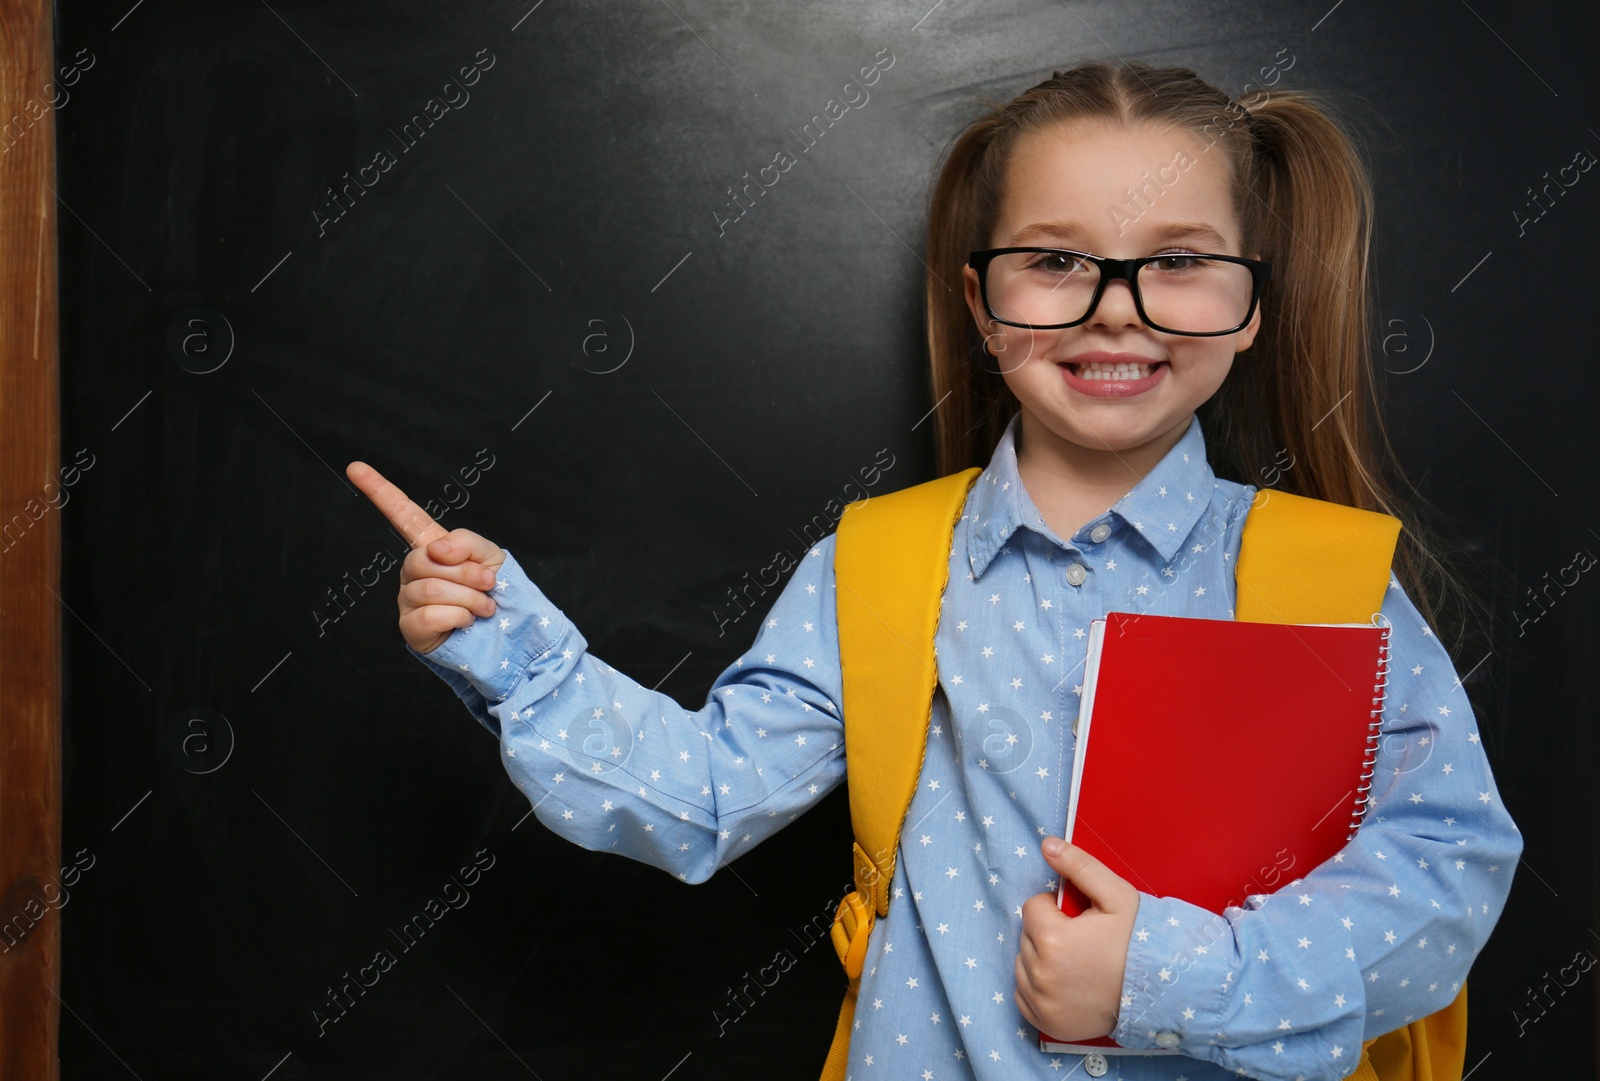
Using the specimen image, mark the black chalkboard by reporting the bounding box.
[53,1,1597,1077]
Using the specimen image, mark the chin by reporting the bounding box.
[1037,415,1177,453]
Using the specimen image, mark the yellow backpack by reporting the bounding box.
[821,466,1469,1081]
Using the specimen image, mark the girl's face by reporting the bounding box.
[962,118,1261,463]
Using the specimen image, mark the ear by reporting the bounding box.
[1235,302,1262,353]
[1234,251,1265,354]
[962,263,991,338]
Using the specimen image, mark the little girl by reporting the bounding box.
[350,58,1520,1080]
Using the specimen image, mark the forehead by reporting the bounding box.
[997,118,1241,253]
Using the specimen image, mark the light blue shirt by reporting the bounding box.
[409,411,1521,1080]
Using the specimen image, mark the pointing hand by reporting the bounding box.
[346,460,507,655]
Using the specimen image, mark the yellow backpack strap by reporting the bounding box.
[820,466,981,1081]
[1238,489,1467,1081]
[1235,488,1401,624]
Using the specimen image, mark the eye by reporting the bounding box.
[1150,255,1198,271]
[1148,249,1210,273]
[1022,250,1091,274]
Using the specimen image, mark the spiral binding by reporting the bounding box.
[1345,624,1392,840]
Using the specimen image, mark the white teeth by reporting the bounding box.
[1073,360,1154,381]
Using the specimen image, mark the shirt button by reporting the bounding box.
[1154,1030,1181,1049]
[1089,522,1112,543]
[1065,562,1088,586]
[1084,1052,1109,1076]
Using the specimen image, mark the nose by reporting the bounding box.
[1086,275,1143,330]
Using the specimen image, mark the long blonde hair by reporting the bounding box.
[922,58,1484,650]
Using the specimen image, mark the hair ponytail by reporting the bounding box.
[923,59,1486,653]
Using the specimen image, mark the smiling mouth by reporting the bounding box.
[1060,359,1166,381]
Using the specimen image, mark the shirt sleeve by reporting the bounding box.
[1107,572,1523,1079]
[407,536,848,884]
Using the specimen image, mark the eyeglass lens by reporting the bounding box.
[984,251,1254,333]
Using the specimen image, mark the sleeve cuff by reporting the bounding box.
[1114,891,1234,1053]
[406,547,579,734]
[406,641,502,737]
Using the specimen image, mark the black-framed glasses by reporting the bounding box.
[968,247,1272,337]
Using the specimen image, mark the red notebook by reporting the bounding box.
[1038,611,1390,1055]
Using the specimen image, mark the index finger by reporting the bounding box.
[346,460,446,551]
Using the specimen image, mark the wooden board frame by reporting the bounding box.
[0,1,61,1077]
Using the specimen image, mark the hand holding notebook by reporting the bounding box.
[1037,610,1391,1054]
[1017,833,1143,1044]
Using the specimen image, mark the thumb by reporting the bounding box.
[1040,837,1135,913]
[429,530,505,571]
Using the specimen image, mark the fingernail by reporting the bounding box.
[437,541,452,553]
[1042,837,1064,857]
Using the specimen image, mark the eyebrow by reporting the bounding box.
[1007,219,1231,250]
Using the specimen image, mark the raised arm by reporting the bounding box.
[346,460,848,885]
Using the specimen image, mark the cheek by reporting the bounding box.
[1207,352,1237,389]
[990,326,1051,382]
[1170,343,1235,385]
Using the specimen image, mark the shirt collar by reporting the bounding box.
[965,411,1218,579]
